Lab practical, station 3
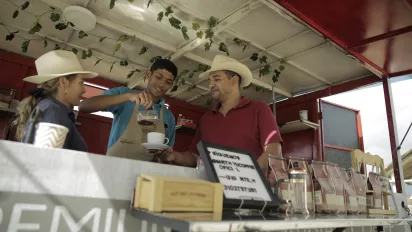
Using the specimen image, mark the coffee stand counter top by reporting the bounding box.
[0,140,411,232]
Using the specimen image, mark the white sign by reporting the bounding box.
[207,147,271,202]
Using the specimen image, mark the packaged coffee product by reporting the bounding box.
[325,162,346,214]
[311,161,337,214]
[339,167,359,214]
[367,172,383,209]
[350,168,367,214]
[289,157,314,214]
[267,155,289,212]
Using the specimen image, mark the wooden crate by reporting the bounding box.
[132,175,223,217]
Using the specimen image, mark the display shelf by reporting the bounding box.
[176,125,197,133]
[278,119,319,134]
[130,208,412,232]
[0,107,16,114]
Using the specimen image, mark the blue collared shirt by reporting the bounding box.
[23,97,88,152]
[102,87,176,149]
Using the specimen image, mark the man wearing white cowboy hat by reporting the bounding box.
[163,55,283,170]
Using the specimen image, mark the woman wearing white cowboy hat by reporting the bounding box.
[13,50,98,151]
[162,55,283,171]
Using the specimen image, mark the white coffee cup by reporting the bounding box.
[299,110,308,121]
[147,132,169,144]
[34,122,69,149]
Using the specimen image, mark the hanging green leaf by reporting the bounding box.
[120,60,129,66]
[50,12,60,22]
[206,98,213,106]
[149,56,162,63]
[113,43,121,54]
[54,44,60,50]
[250,53,258,61]
[218,42,229,56]
[157,12,164,22]
[168,17,181,29]
[109,0,116,9]
[147,0,153,9]
[50,6,55,10]
[79,31,88,39]
[188,72,194,79]
[21,1,30,10]
[71,48,78,54]
[68,22,75,27]
[259,64,271,77]
[87,48,92,57]
[255,86,263,92]
[192,22,200,31]
[94,59,102,66]
[55,23,67,30]
[5,31,18,41]
[21,40,30,53]
[279,65,285,71]
[177,70,190,78]
[205,28,214,39]
[207,16,218,28]
[259,55,267,64]
[233,38,250,52]
[117,35,129,42]
[197,64,210,72]
[272,74,279,83]
[280,58,286,64]
[43,38,48,47]
[274,69,281,77]
[204,41,212,51]
[81,50,88,59]
[127,71,134,79]
[110,61,116,72]
[181,78,186,85]
[29,22,42,34]
[170,85,178,92]
[196,30,204,39]
[128,0,134,2]
[181,26,189,40]
[165,6,173,17]
[139,46,148,55]
[12,10,19,19]
[99,37,107,42]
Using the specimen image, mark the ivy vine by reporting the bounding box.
[170,64,211,93]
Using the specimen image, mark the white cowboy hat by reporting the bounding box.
[24,50,98,84]
[199,55,252,88]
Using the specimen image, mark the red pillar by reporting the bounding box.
[382,78,403,193]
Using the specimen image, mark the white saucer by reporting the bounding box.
[142,143,169,151]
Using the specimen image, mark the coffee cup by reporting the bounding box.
[147,132,169,144]
[34,122,69,149]
[299,110,308,121]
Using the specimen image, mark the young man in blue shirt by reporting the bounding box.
[79,59,177,161]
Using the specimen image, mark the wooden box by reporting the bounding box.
[132,175,223,217]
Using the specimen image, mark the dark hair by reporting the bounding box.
[150,59,178,80]
[224,70,242,87]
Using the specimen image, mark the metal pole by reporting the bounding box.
[382,77,405,193]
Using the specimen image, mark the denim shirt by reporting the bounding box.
[23,97,88,152]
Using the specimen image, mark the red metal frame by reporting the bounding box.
[319,99,365,163]
[382,77,402,192]
[348,25,412,49]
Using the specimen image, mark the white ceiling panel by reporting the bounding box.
[163,0,249,20]
[269,30,326,58]
[1,0,73,41]
[290,45,371,84]
[229,5,306,48]
[87,0,189,47]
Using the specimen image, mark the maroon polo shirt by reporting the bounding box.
[188,97,283,159]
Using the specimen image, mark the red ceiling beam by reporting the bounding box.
[348,25,412,49]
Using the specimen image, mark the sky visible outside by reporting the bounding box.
[323,76,412,167]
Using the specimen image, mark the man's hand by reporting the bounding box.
[128,92,153,109]
[159,148,197,167]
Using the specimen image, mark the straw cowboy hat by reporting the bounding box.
[24,50,98,84]
[199,55,252,88]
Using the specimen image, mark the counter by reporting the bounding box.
[0,140,411,232]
